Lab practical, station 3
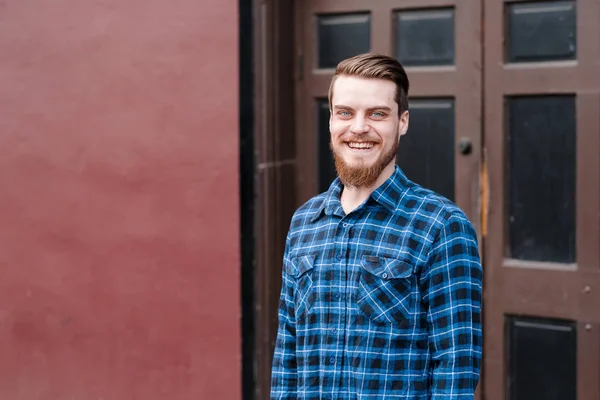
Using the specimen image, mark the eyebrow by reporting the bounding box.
[333,105,392,112]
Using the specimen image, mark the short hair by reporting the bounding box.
[328,53,410,115]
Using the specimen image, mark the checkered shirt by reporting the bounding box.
[270,166,483,399]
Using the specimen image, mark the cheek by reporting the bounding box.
[374,124,398,142]
[329,121,347,138]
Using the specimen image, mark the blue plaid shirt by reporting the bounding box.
[271,166,483,399]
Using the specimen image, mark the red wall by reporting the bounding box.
[0,0,241,398]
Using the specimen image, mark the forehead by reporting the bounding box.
[331,76,397,109]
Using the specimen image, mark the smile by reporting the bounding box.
[346,142,375,150]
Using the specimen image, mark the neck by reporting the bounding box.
[340,162,395,214]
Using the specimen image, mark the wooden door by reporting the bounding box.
[290,0,600,398]
[294,0,483,397]
[483,0,600,398]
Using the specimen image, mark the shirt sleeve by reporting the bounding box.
[270,237,298,399]
[423,211,483,399]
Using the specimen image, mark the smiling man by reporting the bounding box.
[270,53,483,399]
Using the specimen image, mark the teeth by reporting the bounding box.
[348,142,374,149]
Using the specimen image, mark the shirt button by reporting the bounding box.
[329,357,335,364]
[334,292,341,299]
[336,254,342,260]
[343,222,350,228]
[382,272,388,279]
[331,328,337,333]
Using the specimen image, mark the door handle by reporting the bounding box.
[458,137,472,155]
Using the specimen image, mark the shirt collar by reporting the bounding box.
[309,166,410,222]
[309,177,344,222]
[370,165,410,212]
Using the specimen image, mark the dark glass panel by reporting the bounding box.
[317,13,370,69]
[507,96,576,263]
[395,8,455,66]
[397,99,455,201]
[507,1,576,62]
[317,99,336,193]
[506,315,576,400]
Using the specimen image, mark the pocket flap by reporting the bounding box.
[287,254,316,278]
[360,255,413,280]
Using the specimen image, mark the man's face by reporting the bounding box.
[329,76,409,188]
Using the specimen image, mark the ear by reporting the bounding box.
[398,110,409,137]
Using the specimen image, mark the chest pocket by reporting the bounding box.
[357,255,415,326]
[287,254,316,321]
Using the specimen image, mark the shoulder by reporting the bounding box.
[400,185,480,268]
[287,191,328,234]
[401,182,477,240]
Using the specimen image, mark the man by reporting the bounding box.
[271,53,483,399]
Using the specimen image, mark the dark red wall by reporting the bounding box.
[0,0,241,398]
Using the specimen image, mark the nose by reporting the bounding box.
[350,115,369,134]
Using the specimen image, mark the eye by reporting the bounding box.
[338,110,351,117]
[370,111,386,118]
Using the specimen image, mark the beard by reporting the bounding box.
[331,133,399,188]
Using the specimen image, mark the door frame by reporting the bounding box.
[250,1,298,399]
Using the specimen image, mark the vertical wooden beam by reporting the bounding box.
[253,1,298,399]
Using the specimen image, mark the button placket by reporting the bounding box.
[333,218,350,389]
[337,220,353,262]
